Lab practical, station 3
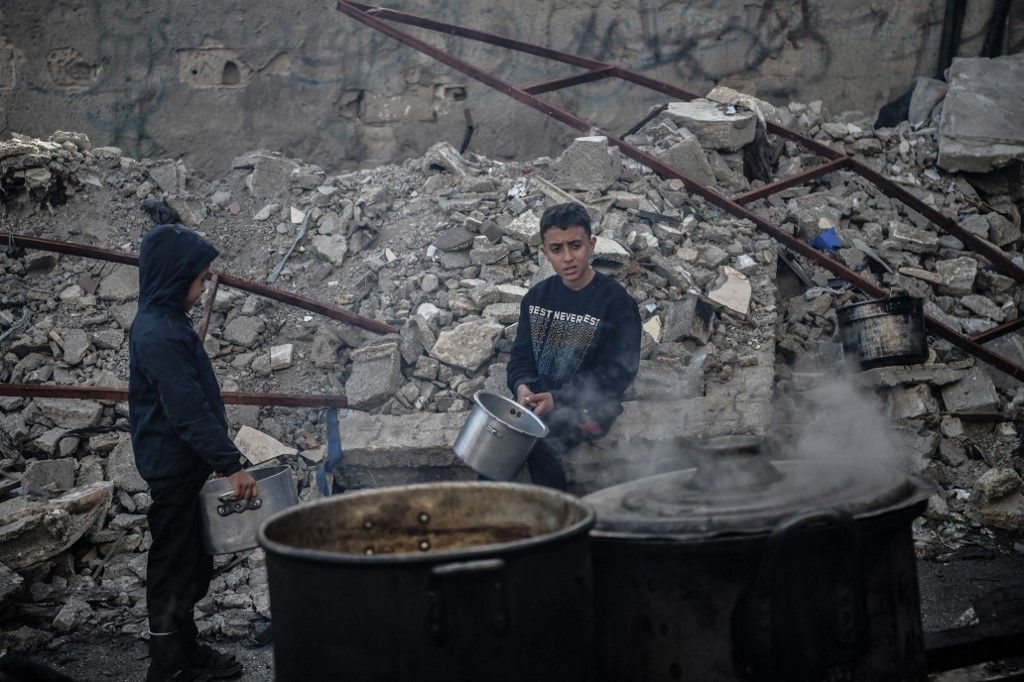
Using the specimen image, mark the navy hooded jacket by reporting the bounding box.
[128,224,243,489]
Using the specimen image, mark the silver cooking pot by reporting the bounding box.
[199,465,298,554]
[453,391,549,480]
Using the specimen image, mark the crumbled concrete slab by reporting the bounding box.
[346,341,402,410]
[557,136,622,191]
[938,53,1024,172]
[23,459,76,496]
[233,425,297,465]
[106,436,148,494]
[661,100,756,151]
[940,367,1000,414]
[430,321,504,371]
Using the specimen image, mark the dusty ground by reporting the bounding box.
[32,554,1024,681]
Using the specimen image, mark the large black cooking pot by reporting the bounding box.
[258,482,595,682]
[584,436,932,682]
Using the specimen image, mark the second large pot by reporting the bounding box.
[258,482,594,682]
[583,436,932,682]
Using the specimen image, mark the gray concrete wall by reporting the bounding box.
[1,1,1021,177]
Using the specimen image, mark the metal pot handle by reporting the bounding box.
[428,558,510,645]
[743,508,865,677]
[216,491,263,516]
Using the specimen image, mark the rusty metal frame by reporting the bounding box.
[335,1,1024,382]
[0,232,393,408]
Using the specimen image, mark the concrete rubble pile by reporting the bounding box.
[1,65,1022,654]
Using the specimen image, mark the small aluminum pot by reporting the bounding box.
[199,465,298,555]
[837,294,928,369]
[453,391,548,480]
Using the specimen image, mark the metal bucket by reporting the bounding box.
[836,294,928,369]
[199,465,298,555]
[453,391,549,480]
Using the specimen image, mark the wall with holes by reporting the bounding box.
[0,1,1020,176]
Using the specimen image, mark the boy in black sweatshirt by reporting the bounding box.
[129,224,258,681]
[506,203,641,490]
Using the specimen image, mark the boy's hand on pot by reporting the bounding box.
[226,470,259,499]
[524,392,553,416]
[516,384,535,405]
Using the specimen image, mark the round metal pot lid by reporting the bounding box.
[584,438,926,539]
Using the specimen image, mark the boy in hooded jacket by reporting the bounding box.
[129,224,258,681]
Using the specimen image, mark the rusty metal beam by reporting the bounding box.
[732,157,851,205]
[522,67,615,95]
[334,1,1024,384]
[197,273,220,341]
[972,316,1024,344]
[0,384,347,408]
[2,232,397,334]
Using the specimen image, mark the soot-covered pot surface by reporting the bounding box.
[584,435,933,682]
[259,481,595,682]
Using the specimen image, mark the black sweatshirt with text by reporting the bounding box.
[506,272,641,426]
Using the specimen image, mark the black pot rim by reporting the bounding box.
[257,481,596,566]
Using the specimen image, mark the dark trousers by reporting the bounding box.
[146,478,213,667]
[525,406,597,491]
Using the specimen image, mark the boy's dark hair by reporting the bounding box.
[539,202,591,239]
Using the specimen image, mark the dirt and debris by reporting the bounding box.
[0,71,1022,671]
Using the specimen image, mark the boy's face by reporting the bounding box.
[540,225,596,286]
[184,267,210,310]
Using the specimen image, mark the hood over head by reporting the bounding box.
[138,224,218,310]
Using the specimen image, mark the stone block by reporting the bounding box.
[107,436,148,493]
[270,344,293,371]
[938,53,1024,172]
[346,342,403,410]
[661,100,756,151]
[233,425,297,465]
[502,211,542,247]
[983,333,1024,391]
[662,296,713,344]
[23,459,76,496]
[33,399,102,429]
[431,321,504,371]
[222,315,265,347]
[908,76,947,128]
[935,256,977,295]
[972,467,1024,531]
[653,131,715,185]
[246,155,299,198]
[311,234,348,266]
[482,303,519,325]
[0,482,113,569]
[940,367,1000,414]
[335,411,466,467]
[0,563,24,611]
[97,265,139,302]
[557,136,622,191]
[885,384,938,420]
[592,237,630,268]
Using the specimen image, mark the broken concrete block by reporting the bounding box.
[32,399,102,429]
[23,459,76,496]
[935,256,977,295]
[311,234,349,267]
[165,195,207,227]
[707,266,751,316]
[885,384,938,420]
[558,136,622,192]
[59,328,91,366]
[107,436,148,494]
[0,482,113,569]
[0,563,24,611]
[502,211,541,247]
[270,344,294,371]
[97,265,139,302]
[52,596,92,634]
[233,425,297,465]
[940,367,1000,414]
[469,236,513,265]
[336,410,466,468]
[908,77,947,129]
[246,155,299,198]
[662,296,713,344]
[986,211,1021,246]
[222,315,265,347]
[961,294,1005,322]
[425,141,470,177]
[983,333,1024,391]
[972,467,1024,531]
[661,100,756,151]
[888,223,939,254]
[653,131,716,185]
[147,160,187,194]
[431,321,504,371]
[435,226,475,252]
[483,303,519,325]
[592,236,630,270]
[938,53,1024,172]
[346,342,403,410]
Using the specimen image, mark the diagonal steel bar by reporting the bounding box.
[971,316,1024,344]
[523,67,616,95]
[0,383,347,408]
[197,273,220,341]
[340,3,1024,284]
[3,232,397,334]
[732,157,851,205]
[335,1,1024,383]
